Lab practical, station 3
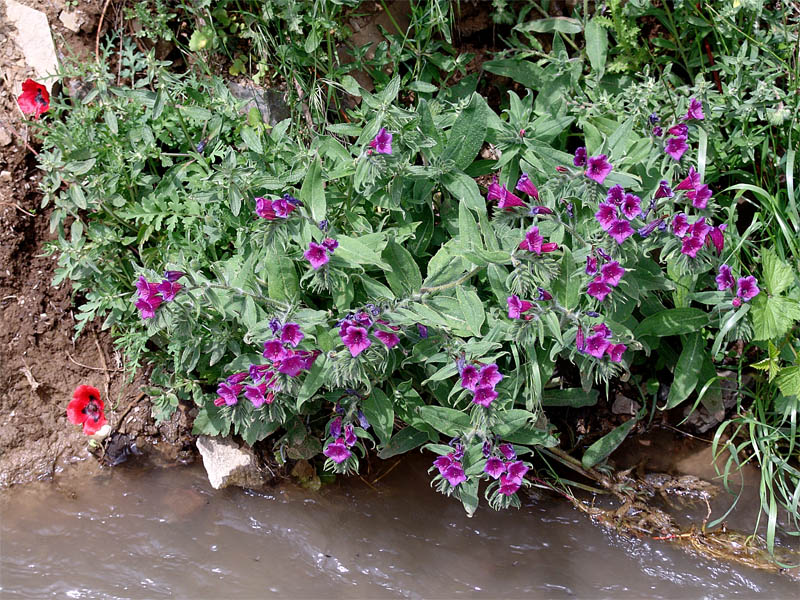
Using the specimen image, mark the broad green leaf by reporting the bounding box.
[542,388,599,407]
[266,255,299,302]
[296,357,327,410]
[664,334,705,409]
[458,202,483,252]
[761,249,795,295]
[751,295,800,341]
[382,241,422,296]
[442,171,486,214]
[336,235,392,271]
[377,427,429,459]
[362,388,394,446]
[456,287,485,336]
[634,308,709,338]
[444,93,489,170]
[520,16,582,34]
[776,366,800,398]
[458,478,479,517]
[493,409,536,437]
[301,157,326,223]
[241,126,263,154]
[418,406,471,436]
[697,353,724,415]
[711,305,750,356]
[584,19,608,72]
[241,415,280,445]
[482,59,545,89]
[582,417,637,469]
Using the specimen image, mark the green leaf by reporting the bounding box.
[458,202,483,252]
[336,235,392,271]
[442,171,486,214]
[301,157,326,224]
[362,388,394,446]
[241,415,280,446]
[382,240,422,296]
[776,366,800,398]
[761,249,795,296]
[634,308,710,338]
[444,93,489,170]
[520,16,583,34]
[241,126,263,154]
[296,357,327,410]
[482,59,545,89]
[711,305,750,356]
[457,478,479,517]
[377,427,429,459]
[542,388,599,407]
[584,19,608,72]
[664,334,705,409]
[266,255,299,302]
[456,287,485,336]
[493,409,536,437]
[418,406,471,436]
[751,295,800,341]
[582,417,637,469]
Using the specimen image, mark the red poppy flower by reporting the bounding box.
[67,385,107,435]
[17,79,50,118]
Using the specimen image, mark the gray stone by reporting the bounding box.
[196,435,265,490]
[611,394,641,416]
[0,128,12,147]
[58,9,86,33]
[5,0,59,94]
[227,81,290,126]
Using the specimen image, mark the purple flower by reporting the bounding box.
[163,270,185,282]
[681,235,705,258]
[576,325,586,352]
[519,227,544,253]
[649,113,660,125]
[244,382,270,407]
[506,460,529,484]
[528,205,553,216]
[155,280,181,301]
[684,98,704,121]
[369,127,393,154]
[688,184,712,209]
[354,311,373,328]
[318,219,329,232]
[689,217,711,240]
[676,166,701,191]
[595,202,618,232]
[600,261,625,287]
[737,276,760,302]
[443,462,467,487]
[621,193,642,220]
[592,323,612,338]
[433,454,454,474]
[216,382,243,406]
[585,333,611,358]
[227,371,249,384]
[638,218,665,238]
[478,364,503,388]
[417,324,428,338]
[375,330,400,348]
[716,264,735,291]
[489,182,527,210]
[324,438,352,464]
[499,443,516,460]
[668,123,688,138]
[135,295,163,319]
[608,220,634,244]
[586,256,598,275]
[460,364,479,391]
[507,295,533,319]
[272,197,296,218]
[537,287,553,301]
[665,136,689,161]
[585,154,613,184]
[277,352,306,377]
[249,363,271,382]
[516,173,539,199]
[304,242,330,270]
[573,146,587,167]
[322,238,339,252]
[341,326,371,357]
[255,197,277,220]
[655,180,674,199]
[672,213,691,237]
[652,126,663,137]
[707,224,726,255]
[606,343,626,363]
[596,248,612,261]
[498,474,521,496]
[330,416,343,438]
[344,424,357,447]
[263,339,286,361]
[484,457,506,479]
[280,322,305,347]
[473,385,498,407]
[587,278,613,301]
[607,185,625,205]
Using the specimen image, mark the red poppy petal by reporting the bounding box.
[82,413,107,435]
[66,398,87,425]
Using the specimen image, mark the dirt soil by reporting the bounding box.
[0,0,195,488]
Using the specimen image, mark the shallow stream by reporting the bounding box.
[2,455,798,598]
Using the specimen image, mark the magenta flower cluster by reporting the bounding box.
[576,322,626,362]
[459,361,503,407]
[586,258,626,302]
[433,444,467,487]
[484,442,529,496]
[255,193,300,220]
[369,127,393,155]
[716,265,760,307]
[518,226,559,254]
[134,271,184,319]
[338,310,400,357]
[486,172,548,213]
[304,238,339,270]
[574,148,613,185]
[595,184,643,244]
[507,294,534,320]
[323,418,359,464]
[661,98,704,161]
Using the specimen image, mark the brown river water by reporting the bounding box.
[1,456,798,599]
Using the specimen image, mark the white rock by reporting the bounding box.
[59,9,85,33]
[5,0,59,94]
[196,435,265,490]
[0,128,12,147]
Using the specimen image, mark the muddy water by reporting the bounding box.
[1,458,797,599]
